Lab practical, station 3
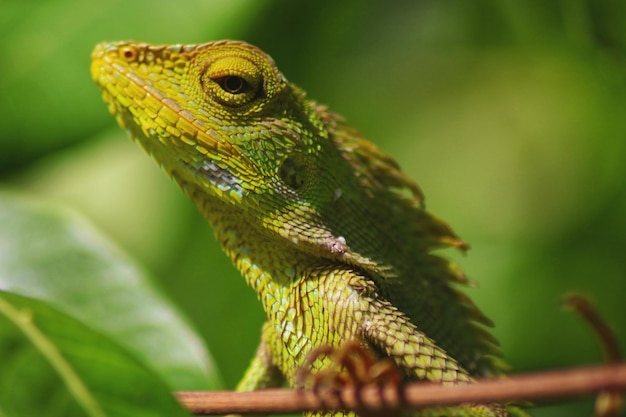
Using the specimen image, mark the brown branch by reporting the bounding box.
[176,362,626,415]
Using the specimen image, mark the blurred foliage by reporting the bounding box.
[0,194,211,416]
[0,291,190,417]
[1,1,625,416]
[0,193,218,390]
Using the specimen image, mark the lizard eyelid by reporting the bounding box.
[200,52,270,107]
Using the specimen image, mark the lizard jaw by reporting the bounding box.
[91,41,252,203]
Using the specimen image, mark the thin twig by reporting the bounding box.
[176,362,626,415]
[564,294,621,364]
[565,293,623,417]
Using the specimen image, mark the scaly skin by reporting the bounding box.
[91,40,523,417]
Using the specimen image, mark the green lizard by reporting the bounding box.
[91,40,524,417]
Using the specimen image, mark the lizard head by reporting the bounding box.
[91,40,464,273]
[91,40,296,205]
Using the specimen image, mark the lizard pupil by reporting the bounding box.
[220,76,248,94]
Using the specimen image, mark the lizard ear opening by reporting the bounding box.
[279,153,308,191]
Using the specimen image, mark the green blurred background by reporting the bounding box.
[1,1,625,415]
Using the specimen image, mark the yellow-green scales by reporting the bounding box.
[91,40,525,417]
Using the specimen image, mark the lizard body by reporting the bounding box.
[91,40,523,416]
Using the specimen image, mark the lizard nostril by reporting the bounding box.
[119,46,137,61]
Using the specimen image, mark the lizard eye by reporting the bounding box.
[216,75,251,95]
[202,55,264,107]
[279,154,307,191]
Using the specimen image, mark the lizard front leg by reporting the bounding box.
[313,268,468,385]
[362,295,471,385]
[235,321,284,392]
[307,269,508,416]
[226,322,284,417]
[362,295,511,417]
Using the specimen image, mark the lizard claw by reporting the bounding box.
[296,341,404,414]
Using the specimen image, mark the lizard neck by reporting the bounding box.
[189,185,309,294]
[197,196,368,374]
[194,193,331,366]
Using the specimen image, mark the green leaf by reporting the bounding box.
[0,192,219,390]
[0,290,189,417]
